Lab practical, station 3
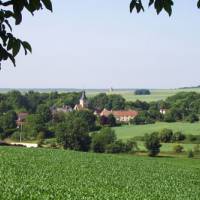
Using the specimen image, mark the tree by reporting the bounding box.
[90,93,109,110]
[172,131,185,142]
[107,114,117,127]
[55,115,91,151]
[0,0,53,68]
[159,128,173,143]
[186,113,199,123]
[131,111,155,125]
[130,0,200,17]
[0,110,17,130]
[173,144,184,153]
[36,104,52,123]
[106,95,126,110]
[7,90,28,110]
[24,114,46,139]
[73,110,96,131]
[91,127,116,153]
[144,132,162,156]
[135,89,151,95]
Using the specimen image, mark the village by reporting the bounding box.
[15,91,138,130]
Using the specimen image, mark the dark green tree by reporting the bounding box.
[55,116,91,151]
[186,113,199,123]
[91,127,116,153]
[90,93,109,110]
[144,132,162,156]
[106,94,126,110]
[36,104,52,123]
[0,110,17,130]
[107,114,117,127]
[159,128,173,143]
[74,110,96,131]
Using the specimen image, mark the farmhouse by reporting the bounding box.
[160,109,167,115]
[100,109,138,123]
[16,112,29,127]
[51,105,73,115]
[74,91,89,111]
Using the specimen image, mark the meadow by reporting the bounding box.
[0,147,200,200]
[114,122,200,140]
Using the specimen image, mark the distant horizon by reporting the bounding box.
[0,85,199,91]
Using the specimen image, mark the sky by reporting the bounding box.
[0,0,200,89]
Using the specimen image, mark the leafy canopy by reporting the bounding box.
[130,0,200,16]
[0,0,52,68]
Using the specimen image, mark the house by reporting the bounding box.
[100,109,138,123]
[16,112,29,127]
[51,105,73,115]
[74,91,89,111]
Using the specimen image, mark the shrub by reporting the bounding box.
[173,145,184,153]
[106,140,125,154]
[106,139,139,154]
[193,144,200,153]
[144,132,162,157]
[135,89,151,95]
[159,129,173,143]
[131,111,155,125]
[186,113,199,123]
[164,111,176,122]
[187,135,197,142]
[91,127,116,153]
[172,131,186,142]
[187,150,194,158]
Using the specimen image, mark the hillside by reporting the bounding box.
[0,147,199,200]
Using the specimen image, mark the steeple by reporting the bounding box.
[79,91,88,108]
[80,91,87,101]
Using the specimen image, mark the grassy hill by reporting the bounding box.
[0,147,199,200]
[114,122,200,140]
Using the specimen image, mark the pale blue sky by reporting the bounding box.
[0,0,200,89]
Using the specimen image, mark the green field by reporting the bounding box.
[114,122,200,140]
[0,147,200,200]
[87,88,200,102]
[137,141,197,152]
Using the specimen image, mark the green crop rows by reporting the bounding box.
[0,147,200,200]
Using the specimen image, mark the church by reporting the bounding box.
[74,91,89,111]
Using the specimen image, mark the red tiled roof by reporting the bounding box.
[17,112,29,121]
[101,109,138,118]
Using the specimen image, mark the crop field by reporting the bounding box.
[0,147,200,200]
[114,122,200,140]
[87,88,200,102]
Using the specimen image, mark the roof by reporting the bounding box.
[17,112,29,121]
[100,109,138,118]
[80,91,87,100]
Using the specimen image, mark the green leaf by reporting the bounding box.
[197,0,200,8]
[7,37,14,51]
[154,0,164,15]
[22,41,32,54]
[42,0,53,11]
[130,0,136,13]
[12,39,21,57]
[149,0,154,7]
